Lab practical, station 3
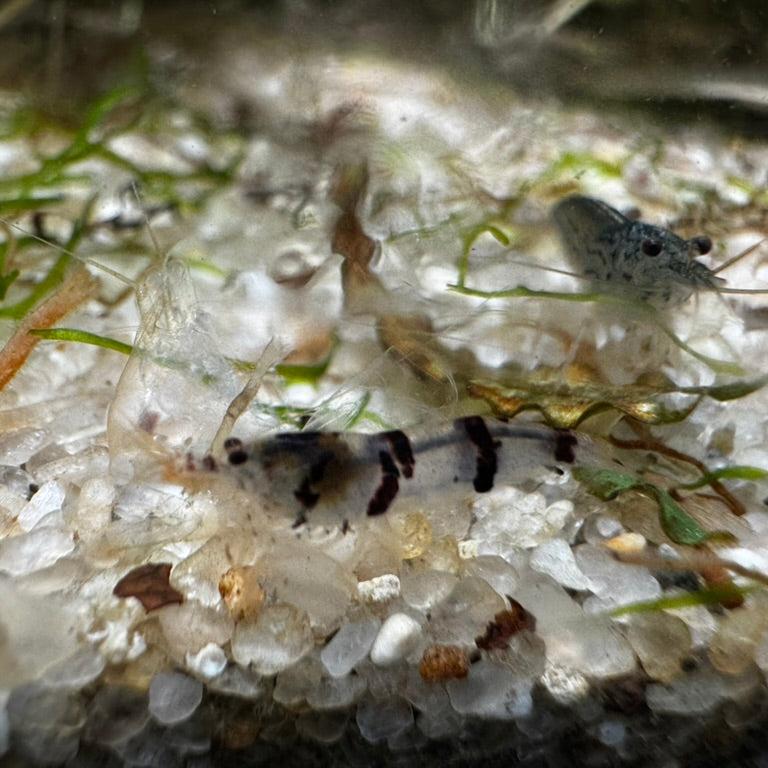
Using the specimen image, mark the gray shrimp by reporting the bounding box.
[553,195,724,306]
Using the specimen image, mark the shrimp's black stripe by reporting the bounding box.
[293,450,334,510]
[554,430,577,463]
[367,450,400,516]
[460,416,498,493]
[383,430,415,479]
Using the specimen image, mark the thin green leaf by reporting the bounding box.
[29,328,134,355]
[653,321,745,376]
[0,194,64,214]
[275,358,333,385]
[456,223,511,287]
[609,583,755,617]
[448,283,611,303]
[678,465,768,490]
[687,376,768,401]
[0,270,19,300]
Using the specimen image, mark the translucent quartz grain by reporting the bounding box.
[646,664,759,716]
[356,697,414,743]
[446,659,533,719]
[708,593,768,675]
[529,538,593,591]
[186,643,228,679]
[84,685,149,745]
[755,630,768,675]
[403,667,451,712]
[273,656,323,708]
[429,576,506,645]
[260,542,355,635]
[390,511,432,559]
[170,534,262,608]
[0,527,74,576]
[514,572,636,678]
[540,662,590,705]
[158,601,234,658]
[0,579,78,687]
[17,480,65,531]
[417,535,462,573]
[321,618,381,677]
[574,544,660,607]
[296,711,349,744]
[581,514,625,544]
[461,555,519,597]
[401,569,458,612]
[7,682,85,765]
[627,613,692,683]
[471,487,573,548]
[148,671,203,726]
[67,477,114,541]
[306,673,368,710]
[42,647,106,689]
[207,664,266,701]
[231,603,314,675]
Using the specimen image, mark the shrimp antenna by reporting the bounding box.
[500,253,590,281]
[130,181,164,262]
[0,215,135,286]
[716,287,768,295]
[711,238,767,275]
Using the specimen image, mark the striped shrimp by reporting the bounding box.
[182,417,601,529]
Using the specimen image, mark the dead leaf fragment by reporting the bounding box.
[113,562,184,612]
[0,266,97,391]
[475,601,535,651]
[469,369,767,430]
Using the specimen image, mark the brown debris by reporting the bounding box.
[113,562,184,612]
[700,563,745,610]
[611,422,746,517]
[331,163,381,299]
[419,644,469,682]
[219,565,267,621]
[475,601,536,651]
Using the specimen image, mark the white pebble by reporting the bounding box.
[370,613,422,667]
[148,671,203,725]
[471,486,573,548]
[357,573,401,603]
[186,643,228,679]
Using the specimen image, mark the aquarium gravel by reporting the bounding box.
[1,7,768,768]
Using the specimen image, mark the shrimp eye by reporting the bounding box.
[641,239,662,256]
[691,235,712,255]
